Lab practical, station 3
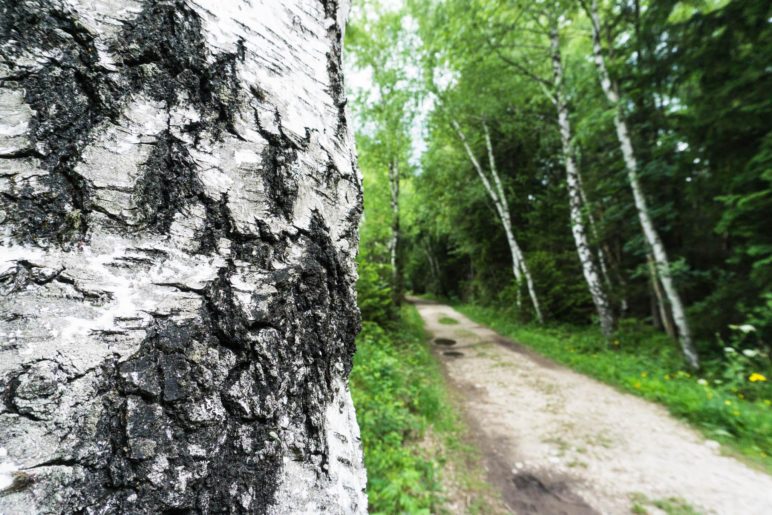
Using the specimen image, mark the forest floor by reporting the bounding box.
[411,297,772,515]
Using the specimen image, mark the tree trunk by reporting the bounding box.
[0,0,367,513]
[575,167,614,297]
[586,0,699,369]
[648,253,677,339]
[482,122,543,324]
[388,159,401,305]
[603,242,629,315]
[549,29,614,338]
[450,118,544,323]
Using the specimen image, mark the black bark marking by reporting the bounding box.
[0,0,119,245]
[0,0,297,245]
[45,212,359,512]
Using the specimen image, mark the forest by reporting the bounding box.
[0,0,769,512]
[344,0,772,512]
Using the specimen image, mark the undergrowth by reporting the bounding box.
[350,305,449,513]
[455,304,772,472]
[351,304,503,514]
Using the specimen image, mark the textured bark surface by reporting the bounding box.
[0,0,367,512]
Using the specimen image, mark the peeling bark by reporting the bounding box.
[549,28,614,338]
[586,0,698,368]
[0,0,367,512]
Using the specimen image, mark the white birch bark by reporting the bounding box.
[575,166,613,293]
[587,0,699,368]
[550,29,615,338]
[0,0,367,512]
[450,118,544,323]
[483,122,543,324]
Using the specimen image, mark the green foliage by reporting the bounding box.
[456,304,772,471]
[356,258,398,327]
[711,324,771,401]
[630,493,701,515]
[350,306,448,513]
[346,0,772,493]
[438,316,459,325]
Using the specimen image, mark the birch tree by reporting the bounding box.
[584,0,699,369]
[0,0,367,512]
[549,25,615,338]
[451,118,544,323]
[474,2,615,335]
[347,6,414,303]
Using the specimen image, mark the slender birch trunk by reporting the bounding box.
[451,118,544,323]
[575,167,613,291]
[483,122,543,324]
[388,159,401,305]
[550,29,615,338]
[586,0,699,368]
[0,0,367,512]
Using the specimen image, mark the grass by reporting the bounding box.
[454,303,772,472]
[350,304,503,514]
[438,316,459,325]
[630,493,701,515]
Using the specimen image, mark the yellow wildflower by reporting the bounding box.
[749,373,767,383]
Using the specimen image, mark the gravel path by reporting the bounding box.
[412,298,772,515]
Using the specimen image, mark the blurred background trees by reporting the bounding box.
[347,0,771,361]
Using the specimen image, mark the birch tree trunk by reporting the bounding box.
[575,166,614,296]
[0,0,367,513]
[388,159,401,305]
[586,0,699,368]
[549,29,614,338]
[450,118,544,323]
[482,122,543,324]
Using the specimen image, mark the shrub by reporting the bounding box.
[357,259,398,326]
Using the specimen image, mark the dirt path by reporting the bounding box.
[411,298,772,515]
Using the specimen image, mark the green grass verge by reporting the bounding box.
[454,304,772,472]
[630,493,701,515]
[350,305,501,514]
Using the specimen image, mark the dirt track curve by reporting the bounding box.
[411,298,772,515]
